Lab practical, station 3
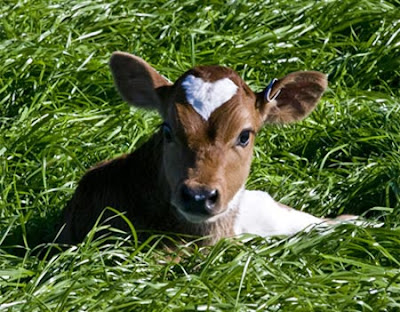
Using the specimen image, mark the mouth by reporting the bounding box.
[171,197,222,224]
[171,191,223,224]
[174,204,235,224]
[176,208,214,224]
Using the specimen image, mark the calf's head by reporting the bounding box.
[110,52,327,224]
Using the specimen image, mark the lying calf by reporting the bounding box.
[57,52,349,245]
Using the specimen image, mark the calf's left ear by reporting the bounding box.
[110,52,172,112]
[257,71,327,123]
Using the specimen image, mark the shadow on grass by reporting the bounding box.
[0,208,208,260]
[0,209,63,258]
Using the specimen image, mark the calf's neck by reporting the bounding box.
[58,52,333,245]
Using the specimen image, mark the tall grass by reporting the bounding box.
[1,0,400,310]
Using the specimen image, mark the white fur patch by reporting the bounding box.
[181,75,238,120]
[234,190,322,236]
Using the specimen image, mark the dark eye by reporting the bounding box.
[236,130,251,147]
[162,123,173,143]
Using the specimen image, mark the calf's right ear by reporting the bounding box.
[110,52,172,112]
[256,71,327,124]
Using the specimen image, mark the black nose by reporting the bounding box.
[181,185,219,215]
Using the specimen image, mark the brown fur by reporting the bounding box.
[57,52,327,245]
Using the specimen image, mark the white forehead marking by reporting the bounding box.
[181,75,238,120]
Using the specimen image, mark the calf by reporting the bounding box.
[58,52,339,245]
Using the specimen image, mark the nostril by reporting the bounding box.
[205,189,218,211]
[206,189,218,204]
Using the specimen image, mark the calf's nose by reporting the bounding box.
[181,185,219,215]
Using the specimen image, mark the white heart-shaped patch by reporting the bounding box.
[181,75,238,120]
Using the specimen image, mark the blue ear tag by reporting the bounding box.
[264,78,281,102]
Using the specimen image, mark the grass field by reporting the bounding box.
[1,0,400,310]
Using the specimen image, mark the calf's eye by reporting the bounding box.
[162,123,173,143]
[236,130,251,147]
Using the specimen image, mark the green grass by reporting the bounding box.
[1,0,400,310]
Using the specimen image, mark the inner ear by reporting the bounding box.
[110,52,172,112]
[257,71,327,124]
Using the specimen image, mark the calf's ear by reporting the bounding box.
[256,71,327,123]
[110,52,172,112]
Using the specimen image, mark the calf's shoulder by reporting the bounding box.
[58,131,169,243]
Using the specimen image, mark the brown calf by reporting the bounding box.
[57,52,338,245]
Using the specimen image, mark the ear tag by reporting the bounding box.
[264,78,281,102]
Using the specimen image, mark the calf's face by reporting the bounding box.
[110,52,327,224]
[161,67,260,223]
